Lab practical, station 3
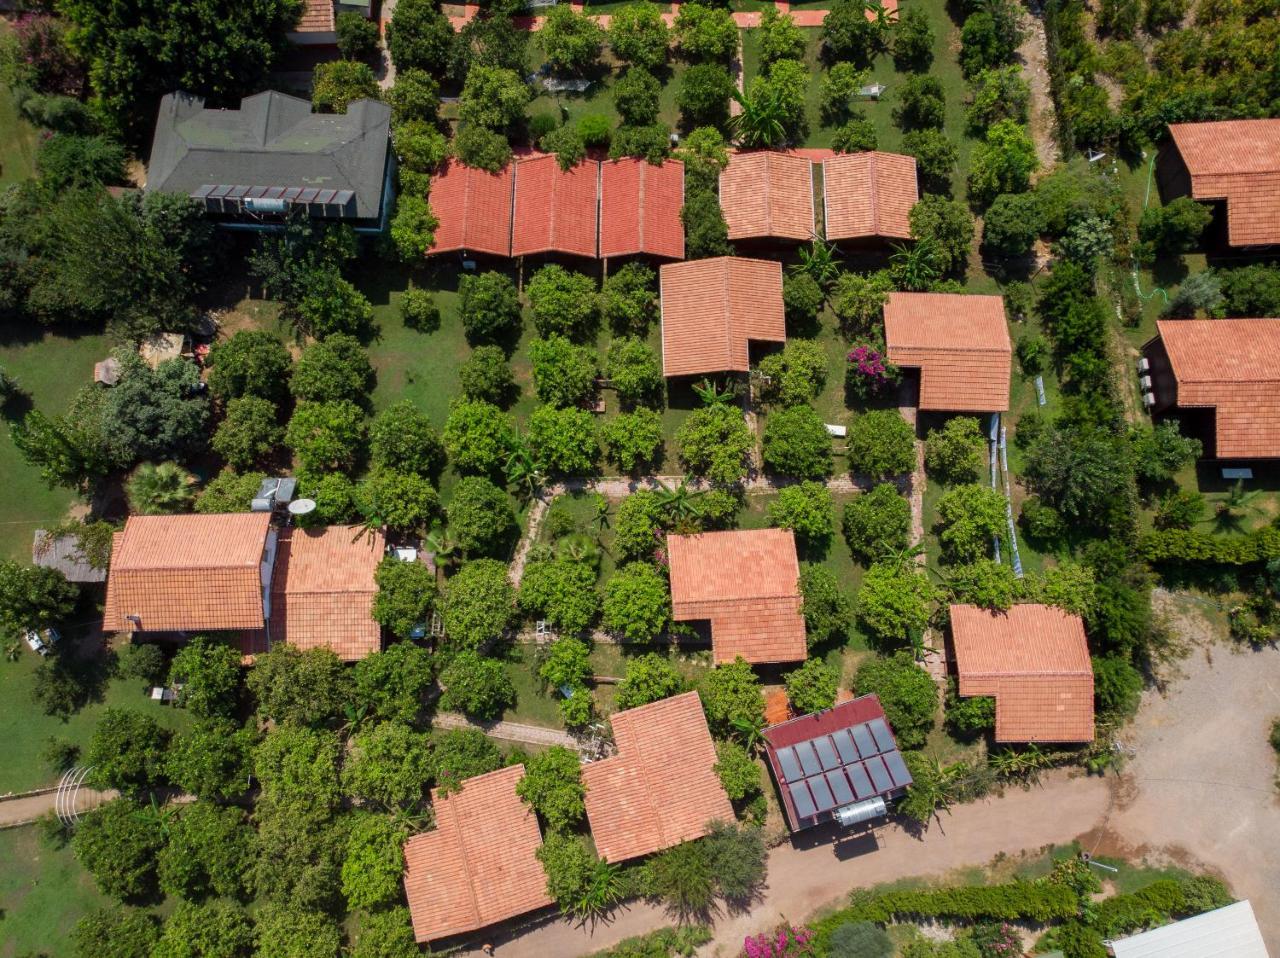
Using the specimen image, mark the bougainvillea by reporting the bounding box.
[742,923,815,958]
[845,344,901,400]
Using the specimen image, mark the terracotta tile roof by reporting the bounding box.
[884,291,1011,411]
[403,765,552,944]
[102,514,272,634]
[1154,318,1280,459]
[822,152,918,241]
[667,528,807,664]
[296,0,335,32]
[950,604,1095,743]
[659,257,785,377]
[582,691,733,862]
[428,159,514,257]
[511,155,599,258]
[599,158,685,259]
[720,151,815,241]
[268,525,384,661]
[1169,120,1280,247]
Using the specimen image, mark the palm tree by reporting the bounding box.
[729,87,788,149]
[1213,480,1264,533]
[557,532,602,569]
[590,495,611,533]
[889,237,944,291]
[423,526,461,585]
[126,461,196,515]
[654,479,706,525]
[791,237,842,290]
[879,541,927,572]
[692,377,737,407]
[505,435,546,501]
[868,0,894,36]
[731,712,766,753]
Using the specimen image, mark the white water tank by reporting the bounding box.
[835,796,887,827]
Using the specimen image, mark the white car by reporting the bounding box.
[23,627,61,657]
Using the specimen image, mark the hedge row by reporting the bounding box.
[1139,527,1280,566]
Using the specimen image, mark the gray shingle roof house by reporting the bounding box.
[145,91,393,231]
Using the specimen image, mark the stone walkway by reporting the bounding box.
[433,711,582,749]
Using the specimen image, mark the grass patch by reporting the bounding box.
[501,642,566,729]
[0,71,40,187]
[0,825,109,958]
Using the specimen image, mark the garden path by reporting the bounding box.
[0,784,116,828]
[433,710,582,749]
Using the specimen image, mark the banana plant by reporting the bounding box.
[791,236,842,289]
[692,377,737,407]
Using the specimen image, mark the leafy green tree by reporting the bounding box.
[1093,654,1143,720]
[291,270,375,341]
[759,6,806,64]
[982,191,1042,257]
[431,727,504,793]
[337,11,382,60]
[909,196,975,275]
[165,719,255,801]
[965,65,1030,133]
[609,2,670,69]
[537,831,626,919]
[460,65,530,129]
[601,562,671,642]
[10,407,110,492]
[542,4,606,74]
[538,637,593,692]
[842,484,911,563]
[959,0,1023,76]
[681,188,733,258]
[1023,420,1133,529]
[459,271,522,346]
[763,404,833,479]
[254,724,343,815]
[169,636,241,718]
[157,801,252,901]
[247,646,352,728]
[1220,265,1280,318]
[893,74,945,130]
[460,345,517,407]
[342,813,407,911]
[343,722,433,811]
[614,490,666,562]
[799,564,855,645]
[440,651,516,719]
[73,799,163,901]
[399,288,441,334]
[698,657,765,738]
[312,59,380,113]
[606,337,663,409]
[857,562,935,647]
[714,740,762,801]
[925,417,985,485]
[528,265,599,341]
[758,340,828,407]
[386,0,454,73]
[678,405,753,486]
[893,6,934,70]
[372,557,435,639]
[443,399,514,475]
[678,64,735,128]
[369,401,444,478]
[206,331,291,403]
[87,708,169,798]
[768,481,835,546]
[520,560,600,634]
[853,650,938,748]
[744,57,808,140]
[944,676,996,737]
[101,356,209,466]
[822,0,889,64]
[847,409,916,480]
[516,745,586,832]
[902,128,958,194]
[608,122,673,163]
[831,270,892,336]
[968,120,1037,205]
[212,397,281,471]
[151,899,253,958]
[446,476,518,558]
[615,653,686,710]
[832,118,879,153]
[541,123,587,170]
[528,405,600,475]
[441,559,516,649]
[675,3,739,61]
[1144,0,1189,30]
[675,126,731,192]
[71,906,160,958]
[782,273,824,334]
[290,334,374,405]
[359,470,440,535]
[353,641,437,724]
[600,262,659,336]
[819,63,868,126]
[285,400,366,473]
[0,559,78,634]
[1138,197,1213,255]
[785,657,840,714]
[1129,421,1201,485]
[254,905,342,958]
[531,335,598,408]
[348,908,419,958]
[602,408,665,474]
[117,643,168,686]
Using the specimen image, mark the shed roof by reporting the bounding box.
[667,528,807,664]
[32,530,107,584]
[1169,120,1280,247]
[822,152,918,241]
[429,159,514,256]
[102,514,272,634]
[268,525,384,661]
[720,152,815,241]
[511,155,599,258]
[1155,318,1280,459]
[659,257,785,377]
[582,691,733,862]
[295,0,336,32]
[402,765,552,944]
[1110,901,1268,958]
[884,292,1011,411]
[950,604,1094,743]
[599,158,685,260]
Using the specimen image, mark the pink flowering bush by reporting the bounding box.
[845,343,901,400]
[741,922,815,958]
[971,921,1024,957]
[10,15,83,95]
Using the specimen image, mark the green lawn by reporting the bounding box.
[0,825,109,958]
[0,74,40,187]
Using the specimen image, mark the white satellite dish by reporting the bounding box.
[287,498,317,516]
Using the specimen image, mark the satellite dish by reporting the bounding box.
[288,498,317,516]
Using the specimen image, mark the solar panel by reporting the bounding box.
[795,740,822,778]
[814,735,840,770]
[227,185,250,199]
[866,755,893,793]
[827,769,854,806]
[209,184,233,199]
[847,762,874,800]
[776,746,803,783]
[334,189,355,206]
[808,773,837,813]
[868,718,896,753]
[315,189,337,204]
[852,724,878,757]
[297,188,319,203]
[791,780,817,820]
[883,750,913,788]
[831,728,859,764]
[192,184,215,199]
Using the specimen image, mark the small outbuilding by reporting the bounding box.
[719,151,815,243]
[32,530,107,584]
[822,152,918,243]
[1109,900,1269,958]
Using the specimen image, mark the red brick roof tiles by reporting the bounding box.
[720,152,815,241]
[884,291,1011,412]
[102,514,272,634]
[659,257,785,377]
[950,604,1095,743]
[822,152,918,241]
[268,525,384,661]
[1169,120,1280,247]
[582,691,734,862]
[1155,318,1280,459]
[429,159,514,257]
[296,0,335,32]
[511,155,600,258]
[667,528,807,664]
[403,765,552,944]
[599,158,685,260]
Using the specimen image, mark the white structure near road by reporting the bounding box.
[1109,901,1268,958]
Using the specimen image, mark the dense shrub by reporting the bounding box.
[757,340,828,407]
[799,565,855,645]
[762,404,833,479]
[847,409,916,480]
[853,651,937,748]
[843,484,911,563]
[459,271,521,346]
[677,405,753,486]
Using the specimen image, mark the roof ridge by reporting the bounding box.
[636,160,645,251]
[867,154,879,234]
[721,259,736,362]
[444,780,484,927]
[622,715,666,848]
[762,153,774,235]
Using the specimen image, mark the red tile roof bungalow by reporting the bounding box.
[1143,318,1280,460]
[287,0,336,44]
[666,528,807,664]
[1159,120,1280,248]
[511,155,600,259]
[822,152,918,243]
[402,765,552,944]
[884,291,1011,412]
[658,257,785,378]
[582,691,734,862]
[719,152,815,242]
[428,159,514,257]
[950,604,1095,743]
[599,158,685,260]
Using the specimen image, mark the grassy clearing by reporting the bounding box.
[0,825,109,958]
[0,74,40,187]
[501,642,566,728]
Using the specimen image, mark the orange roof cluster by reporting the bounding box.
[884,291,1011,412]
[403,765,552,944]
[268,525,384,661]
[431,157,685,260]
[667,528,807,664]
[582,691,734,862]
[659,257,785,377]
[1168,120,1280,247]
[823,152,918,241]
[720,151,815,241]
[950,604,1095,743]
[1154,318,1280,459]
[102,514,272,633]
